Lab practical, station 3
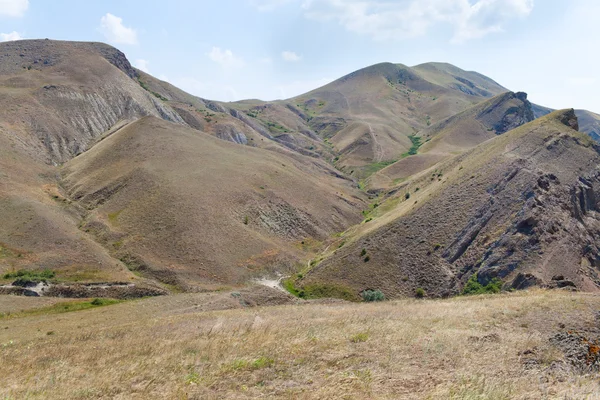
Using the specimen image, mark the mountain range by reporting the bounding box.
[2,39,600,300]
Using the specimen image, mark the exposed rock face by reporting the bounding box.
[491,92,535,134]
[0,39,185,163]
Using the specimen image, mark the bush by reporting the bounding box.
[361,289,385,302]
[415,288,426,298]
[462,273,503,295]
[3,269,55,280]
[4,269,56,286]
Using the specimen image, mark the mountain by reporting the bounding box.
[576,109,600,141]
[0,39,364,294]
[295,109,600,299]
[367,91,535,190]
[529,102,600,142]
[2,39,600,299]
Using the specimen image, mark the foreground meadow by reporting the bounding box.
[1,289,599,399]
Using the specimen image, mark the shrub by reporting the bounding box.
[4,269,56,286]
[462,273,503,295]
[360,248,367,257]
[405,192,410,200]
[415,288,426,298]
[361,289,385,302]
[363,256,370,262]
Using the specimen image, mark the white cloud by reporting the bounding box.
[0,31,23,42]
[99,13,138,45]
[0,0,28,17]
[281,51,302,62]
[134,59,150,73]
[301,0,533,43]
[207,47,245,69]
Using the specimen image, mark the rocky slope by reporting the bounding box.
[298,110,600,298]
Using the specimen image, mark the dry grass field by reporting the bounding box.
[1,289,600,399]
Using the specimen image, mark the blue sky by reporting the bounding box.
[1,0,599,112]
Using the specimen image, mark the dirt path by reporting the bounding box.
[253,276,286,292]
[368,123,384,162]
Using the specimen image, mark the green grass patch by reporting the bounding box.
[0,298,121,320]
[350,332,369,343]
[107,209,123,224]
[283,278,359,301]
[363,160,397,176]
[2,269,55,285]
[282,277,303,298]
[401,135,423,158]
[226,356,274,371]
[137,79,168,101]
[301,283,359,301]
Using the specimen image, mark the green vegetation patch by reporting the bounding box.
[462,273,503,295]
[224,356,274,372]
[401,135,423,158]
[3,269,55,285]
[138,78,168,101]
[361,289,385,302]
[0,298,121,320]
[363,159,397,176]
[283,278,359,302]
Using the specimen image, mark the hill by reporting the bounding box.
[577,109,600,141]
[0,39,364,294]
[294,109,600,299]
[367,91,534,190]
[62,116,363,290]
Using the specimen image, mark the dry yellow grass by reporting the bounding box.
[1,290,599,399]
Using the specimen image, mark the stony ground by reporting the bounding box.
[1,289,599,399]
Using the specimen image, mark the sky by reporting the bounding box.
[0,0,599,112]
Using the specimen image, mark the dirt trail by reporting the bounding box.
[368,123,384,162]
